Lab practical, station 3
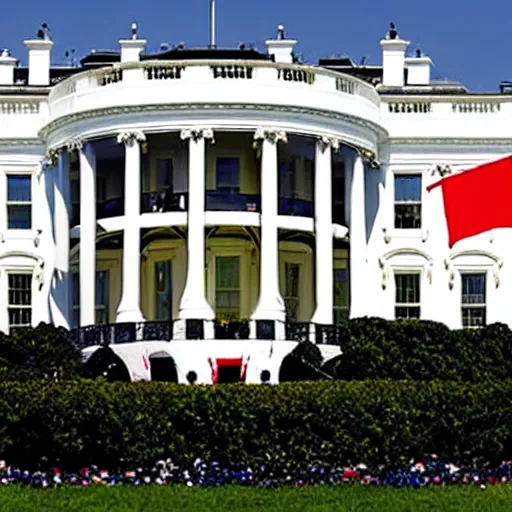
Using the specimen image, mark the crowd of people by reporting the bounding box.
[0,455,511,489]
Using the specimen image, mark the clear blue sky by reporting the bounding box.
[0,0,509,92]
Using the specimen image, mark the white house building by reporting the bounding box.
[0,19,510,383]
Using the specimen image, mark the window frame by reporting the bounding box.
[5,172,33,231]
[7,271,33,330]
[333,261,350,323]
[214,255,241,320]
[394,271,421,320]
[460,272,487,328]
[393,173,422,230]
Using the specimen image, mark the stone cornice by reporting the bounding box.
[39,102,388,142]
[0,138,43,148]
[390,137,512,146]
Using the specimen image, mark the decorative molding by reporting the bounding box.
[180,128,215,143]
[39,102,386,149]
[318,135,341,153]
[116,131,146,147]
[33,229,43,248]
[0,138,43,148]
[430,163,453,177]
[379,248,434,289]
[382,227,391,244]
[66,137,83,152]
[391,137,512,147]
[445,250,503,289]
[34,258,45,290]
[254,127,287,145]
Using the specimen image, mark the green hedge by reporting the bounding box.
[324,319,512,381]
[1,379,512,470]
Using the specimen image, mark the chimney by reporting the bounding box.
[380,24,409,87]
[0,49,17,85]
[24,39,53,86]
[119,22,146,63]
[266,24,297,64]
[405,49,432,86]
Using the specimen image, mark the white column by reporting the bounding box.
[251,128,286,334]
[311,136,338,325]
[349,151,367,319]
[116,132,145,323]
[77,140,96,327]
[52,149,71,328]
[178,129,215,323]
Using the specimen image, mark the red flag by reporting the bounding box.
[427,155,512,248]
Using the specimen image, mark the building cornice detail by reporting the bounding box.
[39,102,387,144]
[430,163,453,177]
[390,137,512,147]
[379,248,434,289]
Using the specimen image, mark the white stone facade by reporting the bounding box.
[0,23,509,382]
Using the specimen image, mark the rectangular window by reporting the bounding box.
[284,262,300,322]
[215,256,240,319]
[8,273,32,329]
[394,174,421,229]
[462,273,486,328]
[157,158,173,190]
[70,178,80,226]
[155,260,172,321]
[216,157,240,192]
[395,273,420,319]
[7,175,32,229]
[333,267,349,323]
[72,270,110,327]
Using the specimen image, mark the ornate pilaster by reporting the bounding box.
[176,127,215,340]
[116,131,146,323]
[251,127,287,340]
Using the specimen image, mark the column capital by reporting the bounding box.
[117,131,146,147]
[180,128,215,143]
[357,148,380,169]
[254,127,287,144]
[318,135,341,153]
[66,137,84,152]
[44,147,62,167]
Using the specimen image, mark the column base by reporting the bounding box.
[173,319,214,340]
[249,319,285,341]
[116,307,145,324]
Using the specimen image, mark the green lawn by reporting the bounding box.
[1,485,512,512]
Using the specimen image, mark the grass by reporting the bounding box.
[2,485,512,512]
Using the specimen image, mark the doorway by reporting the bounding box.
[155,260,172,321]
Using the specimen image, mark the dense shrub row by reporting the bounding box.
[324,319,512,381]
[1,379,511,471]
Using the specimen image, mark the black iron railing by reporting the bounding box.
[72,321,173,349]
[206,191,260,212]
[142,190,188,213]
[285,322,310,342]
[72,320,345,348]
[214,321,250,340]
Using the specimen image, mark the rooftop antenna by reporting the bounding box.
[209,0,216,48]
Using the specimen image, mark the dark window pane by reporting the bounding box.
[157,159,173,189]
[462,274,486,304]
[7,205,31,229]
[395,306,420,320]
[333,268,349,307]
[395,274,420,304]
[462,307,486,328]
[216,158,240,190]
[395,175,421,202]
[395,204,421,229]
[7,175,31,202]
